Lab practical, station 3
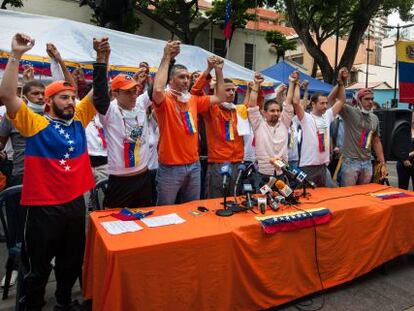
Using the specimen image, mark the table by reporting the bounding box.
[83,184,414,311]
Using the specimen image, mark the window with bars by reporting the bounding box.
[244,43,255,70]
[213,39,226,58]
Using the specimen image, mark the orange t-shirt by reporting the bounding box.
[201,105,244,163]
[155,93,210,165]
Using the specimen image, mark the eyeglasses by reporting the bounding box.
[363,97,374,101]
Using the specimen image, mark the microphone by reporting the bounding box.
[243,162,257,179]
[233,163,247,198]
[275,180,295,201]
[269,158,296,181]
[243,183,254,209]
[291,168,317,189]
[257,197,267,214]
[220,163,232,190]
[259,177,279,211]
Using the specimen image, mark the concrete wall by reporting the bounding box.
[10,0,92,23]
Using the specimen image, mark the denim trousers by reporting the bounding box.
[156,161,201,206]
[340,158,372,186]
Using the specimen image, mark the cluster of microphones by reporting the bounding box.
[215,158,316,217]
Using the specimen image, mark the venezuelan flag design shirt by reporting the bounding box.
[9,98,96,206]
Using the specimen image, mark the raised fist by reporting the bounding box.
[338,67,349,84]
[164,40,181,59]
[11,33,35,57]
[46,43,62,62]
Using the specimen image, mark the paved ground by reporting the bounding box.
[1,162,414,311]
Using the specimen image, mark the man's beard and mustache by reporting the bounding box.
[52,101,74,120]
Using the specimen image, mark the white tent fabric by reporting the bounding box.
[0,9,279,83]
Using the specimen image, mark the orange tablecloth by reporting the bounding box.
[83,184,414,311]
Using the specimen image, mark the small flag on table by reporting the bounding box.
[256,208,332,234]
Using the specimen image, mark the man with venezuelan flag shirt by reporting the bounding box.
[152,41,226,205]
[0,33,110,311]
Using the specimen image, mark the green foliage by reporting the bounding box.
[265,30,297,62]
[207,0,279,34]
[1,0,23,9]
[281,0,414,82]
[136,0,210,44]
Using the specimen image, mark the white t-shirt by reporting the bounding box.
[147,112,159,170]
[85,114,107,157]
[298,108,334,167]
[0,106,13,159]
[288,117,301,162]
[99,92,152,175]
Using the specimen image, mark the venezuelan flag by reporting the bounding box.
[123,141,140,168]
[180,111,197,135]
[222,119,234,141]
[397,41,414,104]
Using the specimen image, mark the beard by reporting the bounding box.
[51,101,74,121]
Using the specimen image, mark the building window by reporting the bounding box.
[213,39,226,58]
[244,43,255,70]
[290,55,304,65]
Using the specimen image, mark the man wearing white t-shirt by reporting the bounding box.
[100,74,153,208]
[294,68,348,187]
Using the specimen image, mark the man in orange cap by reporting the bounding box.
[338,88,388,186]
[0,33,110,310]
[98,73,154,208]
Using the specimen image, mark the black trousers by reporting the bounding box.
[19,196,86,310]
[104,170,153,208]
[396,160,414,190]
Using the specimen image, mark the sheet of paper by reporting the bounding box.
[141,213,186,228]
[101,220,143,235]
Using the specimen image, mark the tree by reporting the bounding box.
[1,0,23,9]
[135,0,211,44]
[282,0,414,83]
[207,0,279,42]
[80,0,141,33]
[265,30,297,63]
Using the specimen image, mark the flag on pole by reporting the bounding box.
[223,0,232,57]
[396,41,414,104]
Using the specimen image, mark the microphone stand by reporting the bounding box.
[216,180,234,217]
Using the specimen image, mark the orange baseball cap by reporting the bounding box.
[45,81,76,99]
[111,74,137,91]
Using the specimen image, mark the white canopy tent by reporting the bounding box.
[0,9,279,85]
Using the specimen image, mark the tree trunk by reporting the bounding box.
[284,0,381,83]
[311,61,318,78]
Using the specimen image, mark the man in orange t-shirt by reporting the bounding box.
[152,41,226,205]
[199,77,246,198]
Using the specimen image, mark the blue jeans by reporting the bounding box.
[340,158,372,186]
[156,161,201,206]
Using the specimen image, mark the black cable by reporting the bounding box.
[289,203,326,311]
[300,185,393,205]
[288,185,393,311]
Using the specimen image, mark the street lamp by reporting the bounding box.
[365,25,374,88]
[333,0,341,84]
[383,23,414,107]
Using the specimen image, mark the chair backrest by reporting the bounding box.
[0,185,24,249]
[92,179,108,211]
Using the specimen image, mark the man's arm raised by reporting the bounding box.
[209,57,226,105]
[248,73,264,108]
[332,67,348,117]
[152,41,180,105]
[0,33,35,117]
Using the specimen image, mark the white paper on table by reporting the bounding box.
[101,220,143,235]
[141,213,186,228]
